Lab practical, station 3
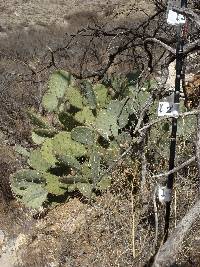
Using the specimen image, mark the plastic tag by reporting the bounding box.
[167,0,186,25]
[158,102,179,117]
[158,186,172,203]
[167,10,186,25]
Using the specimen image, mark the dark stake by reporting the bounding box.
[164,0,187,243]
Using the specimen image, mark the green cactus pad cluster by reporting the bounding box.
[11,70,149,209]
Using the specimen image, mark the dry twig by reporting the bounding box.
[152,156,196,179]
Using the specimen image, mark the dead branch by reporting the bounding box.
[138,109,200,134]
[152,186,159,253]
[153,156,196,179]
[144,38,176,55]
[153,198,200,267]
[145,37,200,57]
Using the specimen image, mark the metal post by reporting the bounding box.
[164,0,187,242]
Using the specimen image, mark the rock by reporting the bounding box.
[0,234,27,267]
[0,230,5,245]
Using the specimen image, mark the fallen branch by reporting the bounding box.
[153,198,200,267]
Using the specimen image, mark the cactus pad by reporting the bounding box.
[97,176,111,190]
[48,70,71,98]
[74,107,95,125]
[57,154,81,170]
[58,112,80,130]
[76,182,93,198]
[53,132,87,157]
[95,110,119,139]
[94,83,109,108]
[90,149,101,185]
[71,126,95,146]
[27,109,51,128]
[21,184,48,209]
[65,86,84,109]
[81,80,97,109]
[42,92,59,112]
[10,169,47,209]
[43,173,66,196]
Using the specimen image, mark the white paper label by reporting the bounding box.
[158,186,172,203]
[167,10,186,25]
[158,102,179,117]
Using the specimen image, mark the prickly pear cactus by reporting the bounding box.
[11,70,145,208]
[81,80,97,109]
[74,107,95,125]
[53,132,87,157]
[65,86,84,109]
[71,126,96,146]
[42,70,72,112]
[93,83,109,108]
[10,169,47,209]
